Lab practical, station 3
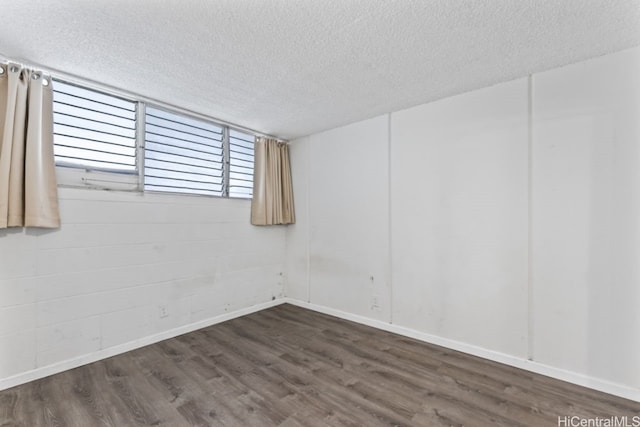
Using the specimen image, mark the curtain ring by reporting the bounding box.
[9,65,20,73]
[0,66,4,75]
[32,73,41,80]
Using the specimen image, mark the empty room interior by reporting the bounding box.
[1,1,640,426]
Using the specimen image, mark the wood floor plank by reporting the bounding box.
[1,304,639,426]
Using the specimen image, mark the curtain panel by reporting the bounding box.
[0,63,60,229]
[251,137,295,226]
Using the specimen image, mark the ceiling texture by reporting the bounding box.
[1,0,639,139]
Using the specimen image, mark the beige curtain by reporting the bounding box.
[0,63,60,229]
[251,137,295,225]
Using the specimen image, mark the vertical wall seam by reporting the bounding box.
[306,137,312,303]
[527,75,535,361]
[282,193,289,299]
[388,113,393,324]
[34,228,41,370]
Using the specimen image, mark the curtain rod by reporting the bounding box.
[0,53,285,142]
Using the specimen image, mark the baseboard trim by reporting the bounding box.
[4,297,639,402]
[0,299,284,391]
[283,298,640,403]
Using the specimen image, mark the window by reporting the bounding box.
[229,130,255,198]
[53,80,137,172]
[144,107,224,196]
[50,78,258,198]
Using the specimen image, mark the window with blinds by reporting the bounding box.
[144,107,225,196]
[52,80,137,172]
[229,129,255,198]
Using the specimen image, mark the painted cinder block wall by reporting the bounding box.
[0,187,286,389]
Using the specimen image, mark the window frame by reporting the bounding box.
[50,77,258,199]
[227,127,257,199]
[52,78,142,191]
[142,103,227,198]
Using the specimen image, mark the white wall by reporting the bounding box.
[312,117,390,320]
[0,187,286,388]
[286,46,640,399]
[390,78,529,357]
[285,136,310,302]
[287,116,390,322]
[532,47,640,388]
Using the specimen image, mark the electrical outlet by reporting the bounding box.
[371,295,380,311]
[158,304,169,318]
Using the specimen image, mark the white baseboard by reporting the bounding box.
[4,297,639,403]
[283,298,640,403]
[0,299,284,391]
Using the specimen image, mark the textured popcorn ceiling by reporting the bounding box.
[0,0,639,139]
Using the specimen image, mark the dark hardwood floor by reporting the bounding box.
[1,304,638,426]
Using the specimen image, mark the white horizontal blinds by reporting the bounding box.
[52,80,137,172]
[144,106,225,196]
[229,129,255,198]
